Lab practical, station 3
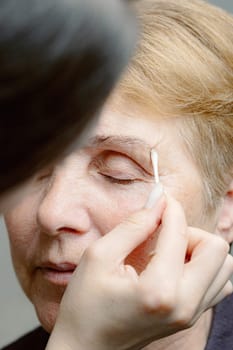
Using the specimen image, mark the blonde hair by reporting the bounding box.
[118,0,233,211]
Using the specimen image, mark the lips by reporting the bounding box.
[38,262,77,286]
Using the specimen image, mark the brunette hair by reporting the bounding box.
[0,0,136,193]
[118,0,233,211]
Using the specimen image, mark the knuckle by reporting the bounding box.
[210,235,229,255]
[173,313,194,329]
[172,305,196,329]
[140,285,176,315]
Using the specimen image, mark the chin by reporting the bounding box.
[34,301,60,333]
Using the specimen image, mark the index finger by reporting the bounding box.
[92,196,166,264]
[141,194,188,287]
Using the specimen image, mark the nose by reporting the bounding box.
[37,175,91,236]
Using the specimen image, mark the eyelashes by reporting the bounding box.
[36,167,54,181]
[100,174,139,185]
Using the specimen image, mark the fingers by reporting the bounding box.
[85,187,232,316]
[208,280,233,309]
[183,229,230,302]
[201,253,233,308]
[181,228,233,316]
[88,195,166,264]
[141,195,188,289]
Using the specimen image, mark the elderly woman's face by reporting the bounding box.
[4,104,218,332]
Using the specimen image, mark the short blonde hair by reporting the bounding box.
[118,0,233,211]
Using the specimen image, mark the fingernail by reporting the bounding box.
[144,182,164,209]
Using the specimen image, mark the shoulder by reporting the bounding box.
[1,327,49,350]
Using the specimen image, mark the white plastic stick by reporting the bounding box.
[151,149,159,184]
[144,150,163,208]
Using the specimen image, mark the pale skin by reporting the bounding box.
[4,102,233,350]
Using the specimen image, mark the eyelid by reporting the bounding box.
[93,152,147,174]
[36,167,54,181]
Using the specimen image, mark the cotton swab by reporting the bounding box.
[151,149,159,184]
[144,149,163,208]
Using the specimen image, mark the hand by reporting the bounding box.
[46,194,233,350]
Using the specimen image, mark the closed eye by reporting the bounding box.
[99,173,141,185]
[36,166,54,181]
[91,151,150,186]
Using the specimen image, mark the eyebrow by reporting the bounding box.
[88,135,151,150]
[86,135,153,172]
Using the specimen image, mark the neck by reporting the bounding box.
[142,309,213,350]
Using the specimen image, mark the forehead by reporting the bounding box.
[92,102,185,151]
[88,103,161,159]
[81,102,194,175]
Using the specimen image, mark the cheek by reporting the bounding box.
[5,206,63,332]
[161,172,205,226]
[94,184,154,273]
[4,206,38,285]
[5,213,35,258]
[5,193,39,245]
[176,188,205,227]
[98,183,152,233]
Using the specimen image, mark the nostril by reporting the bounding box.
[57,227,83,235]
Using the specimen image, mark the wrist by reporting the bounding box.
[45,323,108,350]
[45,334,75,350]
[45,326,83,350]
